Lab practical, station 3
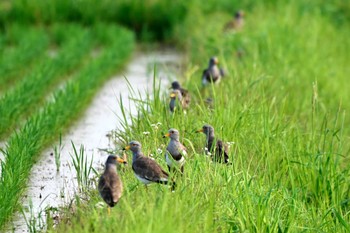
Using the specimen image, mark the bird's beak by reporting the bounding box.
[196,129,204,133]
[123,145,130,151]
[116,157,127,164]
[170,93,176,98]
[163,133,170,138]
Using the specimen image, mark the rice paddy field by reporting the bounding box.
[0,0,349,232]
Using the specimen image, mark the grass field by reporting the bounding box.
[0,23,135,228]
[0,0,349,232]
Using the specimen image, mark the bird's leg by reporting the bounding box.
[107,206,111,216]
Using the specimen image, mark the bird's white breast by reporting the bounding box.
[134,174,152,184]
[166,152,185,167]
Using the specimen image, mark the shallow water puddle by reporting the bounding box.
[8,50,182,232]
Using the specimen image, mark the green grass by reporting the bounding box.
[0,24,134,229]
[0,26,49,92]
[0,0,187,41]
[0,0,349,232]
[51,1,349,233]
[0,24,95,139]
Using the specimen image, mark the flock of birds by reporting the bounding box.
[98,10,245,214]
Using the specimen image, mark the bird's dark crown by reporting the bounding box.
[235,10,244,18]
[129,140,142,152]
[203,124,215,134]
[171,81,181,89]
[106,155,118,166]
[209,57,219,66]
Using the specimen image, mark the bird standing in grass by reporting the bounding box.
[163,128,187,174]
[169,89,188,113]
[123,141,175,190]
[170,81,191,107]
[196,125,230,164]
[224,10,245,32]
[98,155,126,215]
[202,57,225,86]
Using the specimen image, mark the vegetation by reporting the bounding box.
[0,24,134,228]
[0,26,49,92]
[0,0,349,232]
[54,1,350,233]
[0,24,95,138]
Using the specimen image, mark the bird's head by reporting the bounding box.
[196,124,214,135]
[105,154,127,166]
[123,140,142,153]
[235,10,245,19]
[171,81,181,90]
[209,57,219,66]
[163,128,180,140]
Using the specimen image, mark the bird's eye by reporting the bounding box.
[133,144,136,146]
[171,131,174,134]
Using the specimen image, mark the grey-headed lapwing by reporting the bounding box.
[163,128,187,174]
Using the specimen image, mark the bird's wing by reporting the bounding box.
[180,143,187,155]
[132,157,169,182]
[98,175,114,205]
[181,88,191,106]
[202,69,209,79]
[98,175,108,191]
[216,139,230,163]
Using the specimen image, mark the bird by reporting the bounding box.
[202,57,225,86]
[123,140,175,190]
[170,81,191,107]
[163,128,187,174]
[224,10,245,32]
[98,155,126,215]
[169,89,188,113]
[196,125,230,164]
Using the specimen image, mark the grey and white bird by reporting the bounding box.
[169,89,186,113]
[202,57,225,86]
[163,128,187,174]
[224,10,245,32]
[170,81,191,107]
[98,155,126,215]
[123,141,175,190]
[196,125,230,164]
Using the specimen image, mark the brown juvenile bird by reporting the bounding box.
[202,57,225,86]
[163,128,187,174]
[224,10,245,32]
[98,155,126,215]
[123,140,175,190]
[196,125,231,164]
[170,81,191,107]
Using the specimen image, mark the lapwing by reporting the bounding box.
[163,128,187,174]
[202,57,225,86]
[170,81,191,107]
[98,155,126,215]
[169,89,188,113]
[224,10,245,32]
[196,125,231,164]
[123,141,175,190]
